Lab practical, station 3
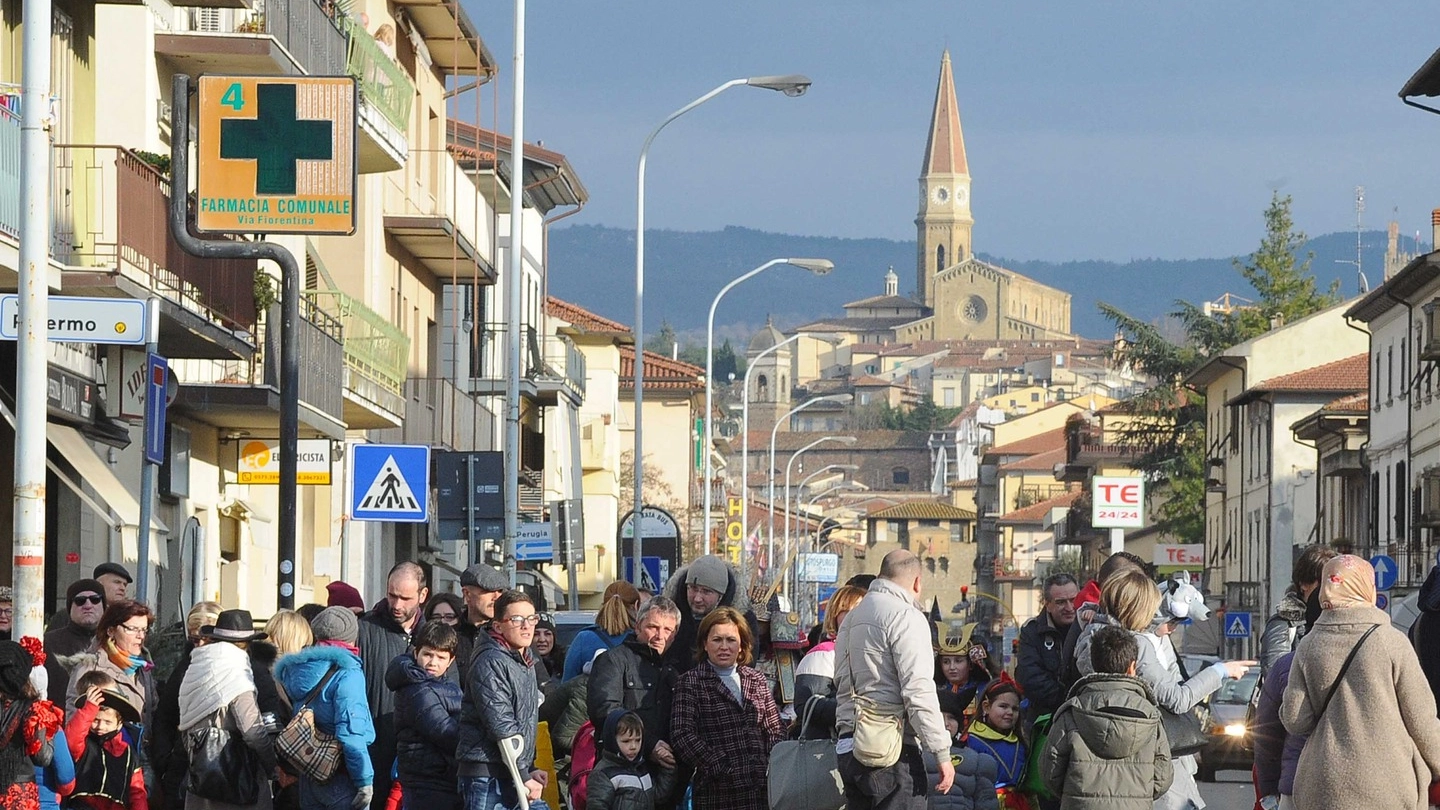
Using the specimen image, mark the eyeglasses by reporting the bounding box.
[72,595,103,606]
[503,614,541,627]
[117,624,149,636]
[0,609,13,618]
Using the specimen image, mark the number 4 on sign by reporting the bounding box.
[221,83,245,111]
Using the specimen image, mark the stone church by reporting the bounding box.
[795,51,1076,345]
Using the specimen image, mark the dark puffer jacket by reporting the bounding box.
[586,636,679,752]
[539,672,590,755]
[1016,612,1068,720]
[456,629,540,797]
[585,709,676,810]
[1260,592,1308,675]
[1040,673,1173,810]
[922,746,999,810]
[385,652,462,793]
[356,606,422,805]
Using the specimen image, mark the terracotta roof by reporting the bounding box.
[922,50,968,175]
[854,375,900,387]
[1251,354,1368,394]
[844,294,926,310]
[868,501,976,521]
[999,445,1067,472]
[997,490,1081,524]
[545,296,631,335]
[987,426,1066,457]
[790,316,918,333]
[619,347,703,391]
[1322,392,1369,412]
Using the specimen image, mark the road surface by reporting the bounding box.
[1200,769,1255,808]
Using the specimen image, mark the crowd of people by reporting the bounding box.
[3,544,1440,810]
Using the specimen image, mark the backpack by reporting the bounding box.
[567,720,598,810]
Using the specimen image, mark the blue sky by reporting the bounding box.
[457,2,1440,262]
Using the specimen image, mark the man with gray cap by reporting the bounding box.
[661,555,756,672]
[456,562,508,681]
[276,606,376,809]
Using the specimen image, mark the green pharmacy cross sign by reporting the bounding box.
[197,75,357,236]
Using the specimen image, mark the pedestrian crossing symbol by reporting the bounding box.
[1224,611,1252,639]
[350,443,430,523]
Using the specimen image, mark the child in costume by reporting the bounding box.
[963,676,1036,810]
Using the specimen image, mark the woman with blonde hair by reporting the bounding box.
[1077,568,1252,809]
[562,579,641,681]
[266,609,315,657]
[1282,555,1440,810]
[793,584,865,739]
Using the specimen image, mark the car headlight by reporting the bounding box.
[1223,723,1246,737]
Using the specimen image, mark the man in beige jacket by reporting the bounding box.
[835,549,954,810]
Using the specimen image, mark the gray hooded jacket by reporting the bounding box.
[1040,673,1173,810]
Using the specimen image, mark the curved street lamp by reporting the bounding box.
[702,257,833,551]
[775,433,855,571]
[632,74,812,579]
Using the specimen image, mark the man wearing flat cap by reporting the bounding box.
[455,562,508,681]
[92,563,132,605]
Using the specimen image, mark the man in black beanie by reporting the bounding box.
[43,578,106,703]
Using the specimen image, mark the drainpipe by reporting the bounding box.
[1343,313,1374,551]
[1377,286,1414,565]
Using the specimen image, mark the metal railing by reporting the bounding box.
[0,107,17,242]
[303,289,409,401]
[172,0,348,76]
[383,147,490,259]
[51,145,258,332]
[473,322,585,400]
[344,17,412,132]
[372,376,494,451]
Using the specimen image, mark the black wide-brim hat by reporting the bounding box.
[199,609,268,643]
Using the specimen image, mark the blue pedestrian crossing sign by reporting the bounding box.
[1224,611,1252,639]
[1371,554,1398,592]
[350,444,429,522]
[623,556,668,593]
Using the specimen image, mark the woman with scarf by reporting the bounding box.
[178,610,278,810]
[64,600,156,777]
[0,637,62,810]
[1282,555,1440,810]
[275,606,376,810]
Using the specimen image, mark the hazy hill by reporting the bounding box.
[547,224,1427,341]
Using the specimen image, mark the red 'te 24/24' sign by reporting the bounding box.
[1092,476,1144,528]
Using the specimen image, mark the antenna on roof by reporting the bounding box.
[1335,186,1367,294]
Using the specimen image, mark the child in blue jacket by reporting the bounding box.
[386,621,463,810]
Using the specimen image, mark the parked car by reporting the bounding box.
[1197,665,1261,781]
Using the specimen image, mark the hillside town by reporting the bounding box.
[3,2,1440,809]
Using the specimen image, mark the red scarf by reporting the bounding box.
[317,639,360,656]
[487,628,533,665]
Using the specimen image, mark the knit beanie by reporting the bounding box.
[310,606,359,645]
[0,640,31,696]
[326,581,366,612]
[688,555,730,595]
[66,578,106,604]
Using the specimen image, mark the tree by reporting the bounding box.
[1099,193,1338,543]
[645,320,680,357]
[618,450,704,563]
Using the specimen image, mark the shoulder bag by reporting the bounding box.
[1315,624,1379,720]
[186,704,262,805]
[1019,712,1055,800]
[1158,652,1210,757]
[275,663,343,781]
[768,695,845,810]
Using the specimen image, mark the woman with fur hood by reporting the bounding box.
[661,556,757,671]
[176,610,277,810]
[1282,555,1440,810]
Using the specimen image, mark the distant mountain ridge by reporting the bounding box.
[547,224,1427,341]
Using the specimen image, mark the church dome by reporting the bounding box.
[747,316,787,355]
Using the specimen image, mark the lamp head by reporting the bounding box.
[746,74,812,96]
[787,258,834,276]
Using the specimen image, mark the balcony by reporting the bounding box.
[1321,448,1365,478]
[172,300,345,438]
[993,559,1034,583]
[304,290,409,429]
[383,148,493,282]
[388,0,490,72]
[344,17,412,173]
[52,146,258,359]
[466,322,584,407]
[158,0,348,80]
[1058,504,1102,545]
[1014,484,1069,510]
[371,376,493,451]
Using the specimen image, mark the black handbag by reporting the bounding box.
[186,710,262,806]
[1159,654,1210,757]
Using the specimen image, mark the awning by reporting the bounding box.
[47,423,168,568]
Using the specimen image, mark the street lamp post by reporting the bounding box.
[783,442,855,594]
[702,258,833,554]
[633,74,811,580]
[740,333,842,544]
[765,404,851,571]
[790,463,858,554]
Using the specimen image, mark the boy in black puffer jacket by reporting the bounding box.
[923,690,999,810]
[587,709,675,810]
[386,621,463,810]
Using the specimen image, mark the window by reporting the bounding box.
[1402,338,1410,396]
[1397,461,1408,537]
[943,388,955,407]
[892,467,911,486]
[756,374,769,401]
[1031,392,1041,402]
[937,245,946,274]
[1388,345,1395,401]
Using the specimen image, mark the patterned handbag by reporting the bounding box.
[275,664,343,781]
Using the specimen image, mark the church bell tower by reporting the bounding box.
[915,50,973,308]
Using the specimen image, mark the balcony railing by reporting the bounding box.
[0,107,17,242]
[372,376,493,451]
[172,0,348,76]
[383,147,489,256]
[993,558,1034,582]
[344,17,413,132]
[473,322,585,401]
[52,146,258,332]
[303,289,410,408]
[1014,484,1069,510]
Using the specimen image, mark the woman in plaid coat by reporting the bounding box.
[670,607,784,810]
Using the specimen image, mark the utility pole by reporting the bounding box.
[12,0,52,641]
[503,0,525,587]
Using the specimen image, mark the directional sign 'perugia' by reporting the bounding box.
[196,75,357,235]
